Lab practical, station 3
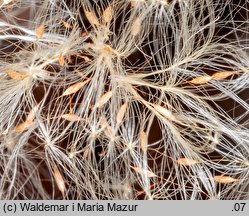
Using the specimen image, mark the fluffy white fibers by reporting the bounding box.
[0,0,249,199]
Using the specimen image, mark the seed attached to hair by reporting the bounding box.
[176,158,199,166]
[61,114,82,122]
[131,166,157,177]
[85,11,100,27]
[212,71,234,80]
[58,54,65,66]
[103,6,112,23]
[153,105,176,121]
[188,75,212,84]
[77,55,91,62]
[94,91,113,109]
[116,102,128,125]
[132,17,141,36]
[62,79,90,96]
[36,24,45,39]
[140,131,147,153]
[7,71,27,80]
[100,117,112,137]
[14,104,39,132]
[214,175,238,184]
[62,21,72,29]
[14,121,35,133]
[52,163,65,197]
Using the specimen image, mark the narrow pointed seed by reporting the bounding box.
[214,176,239,184]
[58,54,65,66]
[176,158,199,166]
[132,17,141,36]
[103,6,112,23]
[140,131,147,153]
[7,71,27,80]
[85,11,99,26]
[116,102,128,125]
[52,163,65,197]
[36,24,45,39]
[61,114,82,122]
[93,91,113,109]
[131,166,157,177]
[188,75,212,84]
[62,79,90,96]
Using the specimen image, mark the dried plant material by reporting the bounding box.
[62,21,72,29]
[1,0,12,6]
[188,75,212,84]
[26,104,39,122]
[131,166,157,177]
[81,32,88,37]
[61,114,82,122]
[77,55,91,62]
[153,105,176,121]
[4,139,16,152]
[58,54,65,66]
[93,91,113,109]
[140,131,147,153]
[36,24,45,39]
[103,6,112,23]
[66,56,73,64]
[132,17,141,36]
[14,121,34,133]
[83,148,90,159]
[130,1,137,7]
[116,102,128,125]
[98,150,106,158]
[161,0,169,6]
[62,79,90,96]
[100,117,112,137]
[212,71,234,80]
[52,163,65,197]
[7,71,27,80]
[214,176,239,184]
[75,69,84,78]
[130,0,145,7]
[176,158,199,166]
[103,45,112,55]
[14,104,39,133]
[85,11,100,27]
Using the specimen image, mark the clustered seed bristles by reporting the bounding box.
[0,0,249,199]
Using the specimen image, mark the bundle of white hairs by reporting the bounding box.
[0,0,248,200]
